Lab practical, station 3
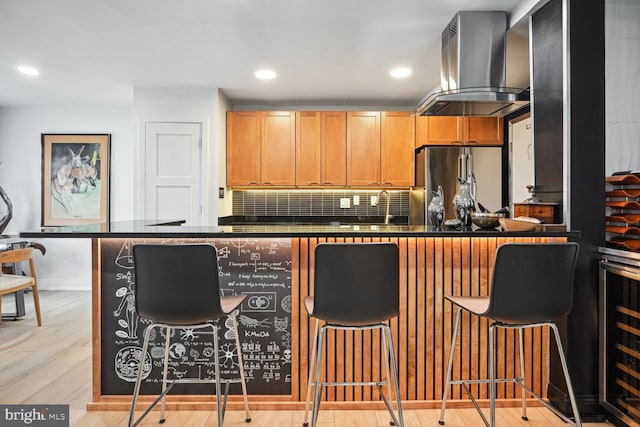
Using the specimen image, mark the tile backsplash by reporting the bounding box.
[232,190,409,218]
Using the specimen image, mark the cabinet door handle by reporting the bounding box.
[322,182,332,185]
[263,182,273,185]
[452,140,463,145]
[467,140,479,145]
[369,182,380,186]
[309,182,320,185]
[248,182,259,185]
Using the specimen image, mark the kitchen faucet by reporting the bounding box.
[374,190,392,225]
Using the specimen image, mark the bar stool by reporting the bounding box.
[439,242,581,427]
[302,242,404,427]
[0,247,42,326]
[128,244,251,427]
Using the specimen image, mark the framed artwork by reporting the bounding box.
[41,133,110,226]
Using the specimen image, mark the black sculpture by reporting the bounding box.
[0,162,13,235]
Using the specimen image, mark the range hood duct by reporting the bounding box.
[416,11,529,117]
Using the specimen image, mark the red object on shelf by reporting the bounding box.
[606,188,640,198]
[607,237,640,252]
[606,174,640,185]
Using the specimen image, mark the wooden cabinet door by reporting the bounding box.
[381,112,415,186]
[296,112,322,186]
[426,116,462,145]
[227,111,261,186]
[321,111,347,186]
[261,111,295,186]
[415,116,429,148]
[347,112,380,186]
[464,117,504,146]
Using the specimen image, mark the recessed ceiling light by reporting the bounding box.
[390,67,412,78]
[16,64,40,77]
[255,69,277,80]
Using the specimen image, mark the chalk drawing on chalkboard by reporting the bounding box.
[282,349,291,364]
[219,343,240,369]
[217,246,230,259]
[150,346,165,359]
[180,328,197,340]
[231,239,249,256]
[115,239,136,269]
[115,346,152,382]
[169,343,187,359]
[238,314,272,328]
[223,316,238,340]
[274,316,288,332]
[281,332,291,349]
[113,283,138,338]
[202,347,214,358]
[280,295,292,313]
[243,292,276,312]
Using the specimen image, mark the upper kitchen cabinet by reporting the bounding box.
[347,111,381,186]
[227,111,295,186]
[417,116,460,146]
[296,111,346,186]
[381,112,415,186]
[415,116,503,146]
[465,116,503,146]
[261,111,296,186]
[227,111,261,186]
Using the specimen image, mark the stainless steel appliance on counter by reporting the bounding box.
[410,145,502,226]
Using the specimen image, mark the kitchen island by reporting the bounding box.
[20,221,578,411]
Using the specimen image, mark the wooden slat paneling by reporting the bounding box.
[294,236,564,404]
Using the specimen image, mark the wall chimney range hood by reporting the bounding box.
[416,11,530,117]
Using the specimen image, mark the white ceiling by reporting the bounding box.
[0,0,526,109]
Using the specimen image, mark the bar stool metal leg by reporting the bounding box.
[160,326,171,423]
[128,325,154,427]
[384,325,404,427]
[303,319,319,426]
[550,323,582,427]
[230,311,252,423]
[489,323,496,427]
[381,325,395,425]
[439,307,462,425]
[310,324,327,427]
[212,323,223,427]
[518,327,528,421]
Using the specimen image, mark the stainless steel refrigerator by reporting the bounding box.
[410,146,503,225]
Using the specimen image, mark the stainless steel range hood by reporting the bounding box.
[416,11,529,117]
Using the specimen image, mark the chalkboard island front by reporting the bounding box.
[20,221,578,411]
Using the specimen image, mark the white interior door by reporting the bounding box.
[145,122,202,225]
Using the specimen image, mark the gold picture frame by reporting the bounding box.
[41,133,110,226]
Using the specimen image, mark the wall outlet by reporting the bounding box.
[353,195,360,205]
[340,198,350,208]
[371,195,378,206]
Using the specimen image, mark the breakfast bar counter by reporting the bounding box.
[20,221,578,411]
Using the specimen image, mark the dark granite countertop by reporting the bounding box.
[19,220,580,239]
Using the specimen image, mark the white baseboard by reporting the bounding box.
[37,279,91,291]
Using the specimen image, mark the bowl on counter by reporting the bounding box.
[470,212,506,229]
[498,216,541,232]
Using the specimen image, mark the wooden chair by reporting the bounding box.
[0,247,42,326]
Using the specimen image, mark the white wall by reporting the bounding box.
[606,0,640,175]
[0,106,134,290]
[132,87,220,224]
[217,90,233,217]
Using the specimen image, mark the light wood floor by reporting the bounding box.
[1,291,611,426]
